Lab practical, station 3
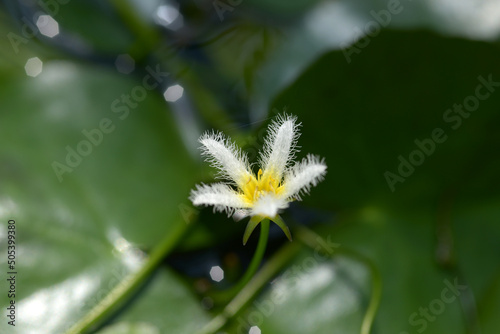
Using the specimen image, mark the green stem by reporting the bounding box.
[296,227,382,334]
[360,259,382,334]
[211,219,270,303]
[65,222,188,334]
[237,219,270,290]
[196,240,302,334]
[199,224,383,334]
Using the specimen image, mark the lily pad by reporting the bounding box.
[0,61,205,333]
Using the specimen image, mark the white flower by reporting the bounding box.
[190,114,327,244]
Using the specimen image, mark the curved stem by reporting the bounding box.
[238,219,270,289]
[196,239,302,334]
[360,259,382,334]
[296,227,382,334]
[211,219,270,303]
[65,222,188,334]
[199,224,384,334]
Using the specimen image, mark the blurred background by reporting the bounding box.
[1,0,499,333]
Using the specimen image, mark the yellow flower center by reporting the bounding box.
[240,169,285,205]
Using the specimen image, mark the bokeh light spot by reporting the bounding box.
[25,57,43,77]
[155,4,184,30]
[36,15,59,38]
[163,84,184,102]
[249,326,261,334]
[209,266,224,282]
[115,54,135,74]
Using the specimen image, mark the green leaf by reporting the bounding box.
[0,61,206,333]
[97,268,210,334]
[453,200,500,333]
[243,216,264,245]
[326,212,468,334]
[246,0,500,118]
[247,211,468,334]
[44,2,135,54]
[271,30,500,209]
[253,30,500,333]
[270,215,292,242]
[250,251,371,334]
[98,322,160,334]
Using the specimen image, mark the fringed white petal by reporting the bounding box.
[190,183,251,217]
[199,131,251,187]
[191,114,327,222]
[280,154,327,200]
[233,209,251,222]
[260,114,300,180]
[251,193,289,218]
